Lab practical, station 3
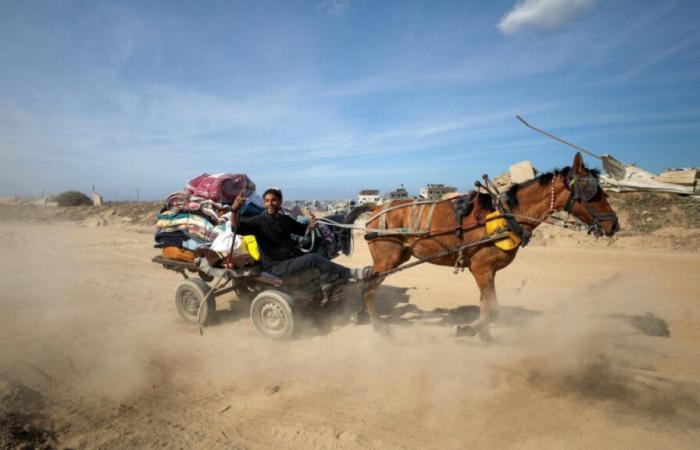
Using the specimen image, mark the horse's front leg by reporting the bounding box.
[360,278,388,334]
[361,240,409,335]
[457,266,499,342]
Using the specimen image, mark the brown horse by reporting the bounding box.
[357,153,619,341]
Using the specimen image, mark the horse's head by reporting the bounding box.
[562,152,619,237]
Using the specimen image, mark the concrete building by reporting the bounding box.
[386,184,410,201]
[358,189,381,205]
[327,200,356,215]
[419,183,457,200]
[92,191,104,206]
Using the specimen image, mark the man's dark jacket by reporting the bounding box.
[235,213,307,269]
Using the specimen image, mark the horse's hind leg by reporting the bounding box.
[458,265,499,342]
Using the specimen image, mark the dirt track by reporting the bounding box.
[1,222,699,449]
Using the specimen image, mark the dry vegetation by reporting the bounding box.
[52,191,92,207]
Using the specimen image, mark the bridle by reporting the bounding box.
[560,172,619,237]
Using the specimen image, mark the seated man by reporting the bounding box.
[231,188,371,284]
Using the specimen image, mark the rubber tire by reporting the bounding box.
[250,290,296,340]
[175,278,215,325]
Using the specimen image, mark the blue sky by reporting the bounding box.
[1,0,698,200]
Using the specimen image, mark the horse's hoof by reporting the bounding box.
[456,325,478,337]
[478,329,493,343]
[372,321,391,336]
[354,311,370,325]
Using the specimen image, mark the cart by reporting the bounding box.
[152,256,350,340]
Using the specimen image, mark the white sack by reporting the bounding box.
[210,222,250,256]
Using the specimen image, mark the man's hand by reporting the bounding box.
[308,213,318,231]
[231,194,246,211]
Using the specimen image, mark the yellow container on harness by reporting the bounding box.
[485,211,522,251]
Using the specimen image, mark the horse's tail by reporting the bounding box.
[338,203,375,256]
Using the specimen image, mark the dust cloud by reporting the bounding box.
[1,222,699,448]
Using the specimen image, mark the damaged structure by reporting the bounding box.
[599,155,698,195]
[516,115,698,196]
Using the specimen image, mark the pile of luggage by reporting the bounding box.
[155,173,262,266]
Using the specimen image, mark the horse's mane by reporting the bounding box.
[505,166,600,210]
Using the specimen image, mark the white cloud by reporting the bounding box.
[322,0,350,17]
[498,0,597,35]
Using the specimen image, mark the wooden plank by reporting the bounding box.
[658,169,699,185]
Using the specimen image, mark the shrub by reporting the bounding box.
[54,191,92,207]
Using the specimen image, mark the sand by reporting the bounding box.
[1,221,699,449]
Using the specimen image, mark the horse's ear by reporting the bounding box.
[572,152,586,175]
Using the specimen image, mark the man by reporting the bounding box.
[231,188,371,283]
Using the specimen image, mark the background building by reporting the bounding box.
[358,189,381,205]
[386,184,410,201]
[419,184,457,200]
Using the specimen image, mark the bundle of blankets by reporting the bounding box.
[155,173,263,266]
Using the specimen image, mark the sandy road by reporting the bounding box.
[1,222,699,449]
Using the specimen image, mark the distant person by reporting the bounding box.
[231,188,372,283]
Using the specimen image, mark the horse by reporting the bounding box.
[353,152,619,341]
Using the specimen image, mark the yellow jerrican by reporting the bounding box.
[484,211,521,251]
[243,235,261,260]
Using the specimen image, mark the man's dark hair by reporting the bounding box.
[263,188,283,201]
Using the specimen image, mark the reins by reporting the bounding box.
[369,231,512,280]
[363,196,465,226]
[314,170,618,280]
[315,183,565,238]
[317,211,505,239]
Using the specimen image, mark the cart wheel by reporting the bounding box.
[250,290,295,340]
[175,278,215,325]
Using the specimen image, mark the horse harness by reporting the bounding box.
[360,172,619,280]
[366,195,483,241]
[375,200,440,233]
[363,194,525,278]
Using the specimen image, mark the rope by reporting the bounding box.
[316,201,583,238]
[364,196,466,226]
[196,273,229,336]
[506,212,585,231]
[299,226,316,253]
[315,217,363,230]
[317,216,428,237]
